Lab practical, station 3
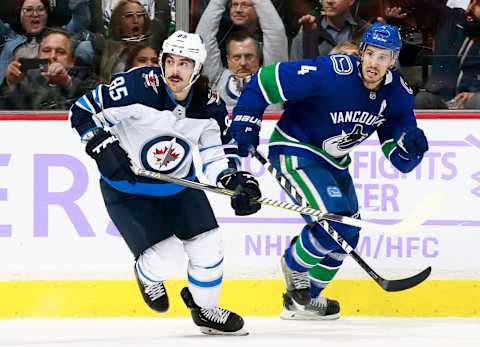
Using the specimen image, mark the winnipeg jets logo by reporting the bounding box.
[154,138,180,168]
[323,124,369,157]
[143,70,160,94]
[141,136,190,174]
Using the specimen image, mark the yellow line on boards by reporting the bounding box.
[0,279,479,318]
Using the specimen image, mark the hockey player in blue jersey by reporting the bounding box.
[69,31,262,335]
[230,23,429,320]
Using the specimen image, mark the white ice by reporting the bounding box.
[0,317,478,347]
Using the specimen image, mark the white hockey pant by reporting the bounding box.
[136,228,223,309]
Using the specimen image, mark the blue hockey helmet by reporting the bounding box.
[361,22,402,52]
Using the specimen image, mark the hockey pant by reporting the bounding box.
[135,228,224,309]
[269,153,360,298]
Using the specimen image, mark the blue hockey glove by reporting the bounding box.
[231,105,262,157]
[218,170,261,216]
[394,127,429,160]
[85,129,136,183]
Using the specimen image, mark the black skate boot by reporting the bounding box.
[280,255,311,305]
[281,291,340,320]
[180,287,248,336]
[134,261,169,312]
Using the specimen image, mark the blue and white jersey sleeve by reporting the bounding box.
[69,82,109,137]
[199,97,241,184]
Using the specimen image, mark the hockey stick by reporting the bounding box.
[131,164,430,291]
[251,149,442,234]
[250,149,432,292]
[131,165,399,231]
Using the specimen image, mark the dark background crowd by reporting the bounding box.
[0,0,479,111]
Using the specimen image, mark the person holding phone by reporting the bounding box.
[0,29,96,110]
[0,0,91,86]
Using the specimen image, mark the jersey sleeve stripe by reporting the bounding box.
[92,85,105,110]
[258,63,283,104]
[275,63,287,102]
[199,144,223,152]
[75,96,95,113]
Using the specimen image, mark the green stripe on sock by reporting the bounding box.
[259,64,283,104]
[284,155,321,210]
[309,264,340,282]
[295,238,323,266]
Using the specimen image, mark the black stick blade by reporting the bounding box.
[380,266,432,292]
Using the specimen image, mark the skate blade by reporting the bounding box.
[199,326,249,336]
[280,308,340,321]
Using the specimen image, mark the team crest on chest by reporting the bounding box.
[323,124,369,157]
[141,136,190,174]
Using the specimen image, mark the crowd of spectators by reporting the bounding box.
[1,0,480,111]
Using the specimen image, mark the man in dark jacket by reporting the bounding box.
[412,0,480,109]
[0,29,96,110]
[290,0,369,59]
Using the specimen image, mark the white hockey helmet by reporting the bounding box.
[160,30,207,89]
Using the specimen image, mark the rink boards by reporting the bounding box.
[0,113,479,317]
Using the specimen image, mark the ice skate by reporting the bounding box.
[134,262,169,312]
[280,255,311,305]
[280,291,340,320]
[180,287,248,336]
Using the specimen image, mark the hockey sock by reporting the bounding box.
[286,226,328,272]
[308,256,343,297]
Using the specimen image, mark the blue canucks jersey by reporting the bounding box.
[233,55,421,172]
[70,66,240,197]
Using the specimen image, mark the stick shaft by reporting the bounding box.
[250,149,431,291]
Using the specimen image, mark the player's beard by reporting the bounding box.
[360,63,385,90]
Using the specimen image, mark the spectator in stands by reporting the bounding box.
[0,0,90,85]
[88,0,169,41]
[290,0,369,60]
[215,31,261,107]
[391,0,480,109]
[0,29,96,110]
[0,0,90,29]
[81,0,169,82]
[196,0,287,108]
[125,43,159,69]
[330,40,359,56]
[201,0,287,67]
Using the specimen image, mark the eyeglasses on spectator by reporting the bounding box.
[21,6,47,16]
[231,1,254,10]
[122,12,147,20]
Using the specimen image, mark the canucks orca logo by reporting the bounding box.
[323,124,369,157]
[141,136,190,174]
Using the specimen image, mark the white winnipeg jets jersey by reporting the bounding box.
[69,66,240,197]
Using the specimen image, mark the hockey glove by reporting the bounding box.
[394,127,429,160]
[218,170,261,216]
[85,129,136,183]
[231,105,262,157]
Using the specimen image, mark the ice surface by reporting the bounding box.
[0,317,478,347]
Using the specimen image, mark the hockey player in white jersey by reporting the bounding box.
[69,31,262,335]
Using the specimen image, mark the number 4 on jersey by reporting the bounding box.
[297,65,317,75]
